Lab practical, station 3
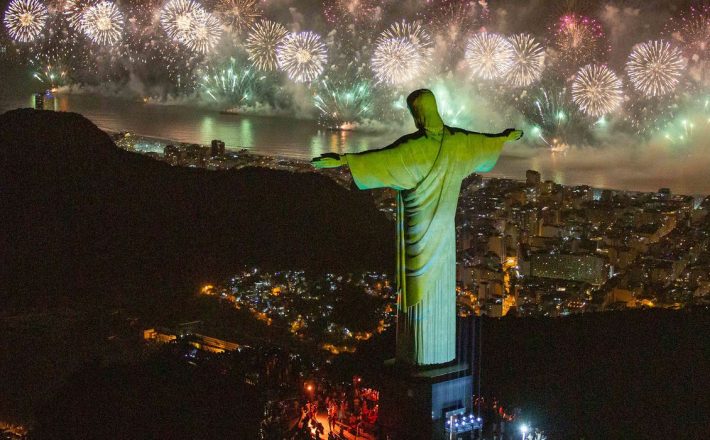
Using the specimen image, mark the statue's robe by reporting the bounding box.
[344,90,508,365]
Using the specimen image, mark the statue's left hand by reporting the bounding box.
[311,153,345,169]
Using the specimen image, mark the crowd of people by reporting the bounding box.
[259,378,380,440]
[259,386,548,440]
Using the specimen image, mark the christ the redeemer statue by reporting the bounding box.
[312,89,522,366]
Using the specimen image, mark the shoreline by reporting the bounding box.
[109,130,700,199]
[3,92,707,196]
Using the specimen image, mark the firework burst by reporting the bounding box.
[245,19,287,71]
[200,57,264,107]
[571,64,623,117]
[276,31,328,83]
[122,0,202,94]
[519,84,584,149]
[371,37,422,85]
[63,0,97,31]
[659,95,710,145]
[184,9,222,54]
[80,1,123,45]
[33,62,67,88]
[4,0,48,43]
[216,0,260,34]
[464,32,514,80]
[323,0,381,26]
[626,40,685,97]
[623,96,678,136]
[381,20,433,55]
[25,9,93,84]
[371,20,432,85]
[506,33,545,87]
[160,0,203,44]
[314,75,373,128]
[419,0,485,46]
[665,5,710,86]
[419,0,486,71]
[549,13,608,73]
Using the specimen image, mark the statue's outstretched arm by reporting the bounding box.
[460,127,524,143]
[463,128,524,173]
[312,134,422,190]
[310,131,420,170]
[311,152,345,169]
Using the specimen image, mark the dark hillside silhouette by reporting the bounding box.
[0,109,393,312]
[478,309,710,439]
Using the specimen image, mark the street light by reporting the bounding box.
[520,424,529,440]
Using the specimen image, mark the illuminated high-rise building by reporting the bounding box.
[34,93,44,110]
[211,139,225,158]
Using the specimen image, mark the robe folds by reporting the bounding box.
[344,90,508,365]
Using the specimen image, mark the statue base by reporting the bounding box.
[378,359,473,440]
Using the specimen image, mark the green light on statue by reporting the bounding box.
[310,89,523,365]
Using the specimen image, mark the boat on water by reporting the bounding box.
[320,121,358,132]
[219,108,240,115]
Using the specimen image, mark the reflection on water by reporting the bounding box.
[2,92,710,195]
[309,135,325,159]
[2,93,395,160]
[240,120,253,149]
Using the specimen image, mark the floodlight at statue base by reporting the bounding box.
[379,359,473,440]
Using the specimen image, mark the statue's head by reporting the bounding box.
[406,89,444,134]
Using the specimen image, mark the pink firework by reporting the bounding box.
[549,13,609,74]
[665,4,710,85]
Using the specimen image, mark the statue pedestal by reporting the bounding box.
[379,360,473,440]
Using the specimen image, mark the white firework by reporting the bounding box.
[245,19,287,71]
[626,40,686,97]
[216,0,260,34]
[371,20,432,85]
[160,0,204,44]
[506,33,545,87]
[371,37,422,85]
[3,0,48,43]
[184,9,222,54]
[381,20,433,54]
[276,31,328,83]
[465,32,514,80]
[572,64,624,117]
[81,1,123,45]
[63,0,97,31]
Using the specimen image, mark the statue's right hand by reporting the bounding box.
[311,153,344,169]
[502,128,524,141]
